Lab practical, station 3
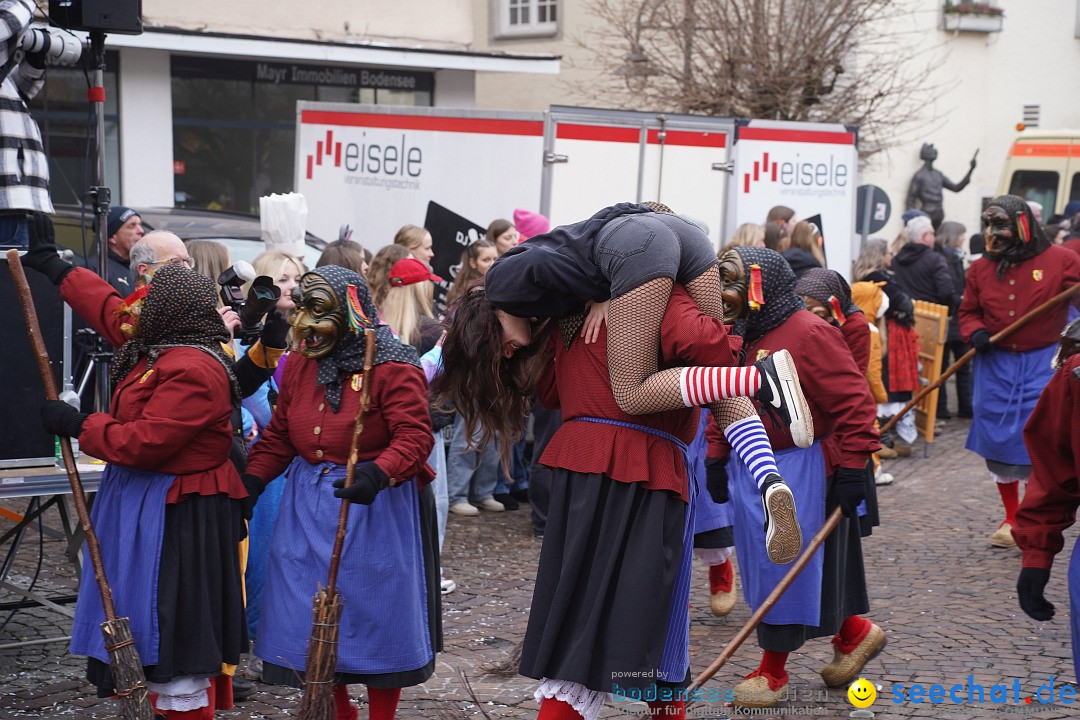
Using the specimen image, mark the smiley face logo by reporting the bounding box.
[847,678,877,708]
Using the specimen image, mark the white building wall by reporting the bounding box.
[434,70,477,108]
[472,0,1080,245]
[117,48,174,208]
[143,0,476,47]
[861,0,1080,243]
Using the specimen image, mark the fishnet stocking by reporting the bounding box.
[607,271,763,420]
[716,396,757,427]
[608,278,685,414]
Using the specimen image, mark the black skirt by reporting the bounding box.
[88,493,249,696]
[261,483,442,689]
[519,470,687,694]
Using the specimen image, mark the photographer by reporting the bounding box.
[0,2,81,246]
[129,233,291,399]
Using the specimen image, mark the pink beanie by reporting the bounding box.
[513,208,551,242]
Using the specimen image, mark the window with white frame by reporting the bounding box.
[496,0,558,38]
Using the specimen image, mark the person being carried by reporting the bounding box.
[437,202,813,565]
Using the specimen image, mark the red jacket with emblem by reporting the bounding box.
[959,245,1080,352]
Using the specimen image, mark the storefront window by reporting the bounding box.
[27,52,120,209]
[171,57,432,214]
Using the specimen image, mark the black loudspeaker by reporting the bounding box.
[49,0,143,35]
[0,258,66,467]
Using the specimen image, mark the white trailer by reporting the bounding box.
[295,102,859,281]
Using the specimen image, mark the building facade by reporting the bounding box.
[30,0,1080,245]
[469,0,1080,242]
[32,0,556,215]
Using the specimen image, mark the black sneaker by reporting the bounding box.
[761,474,802,565]
[754,349,814,448]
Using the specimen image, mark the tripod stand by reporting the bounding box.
[86,30,112,413]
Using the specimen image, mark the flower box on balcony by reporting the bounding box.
[943,12,1004,32]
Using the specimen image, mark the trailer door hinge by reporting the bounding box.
[544,151,569,165]
[711,161,734,174]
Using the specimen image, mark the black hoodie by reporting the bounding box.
[891,242,956,311]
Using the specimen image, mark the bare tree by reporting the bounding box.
[575,0,944,155]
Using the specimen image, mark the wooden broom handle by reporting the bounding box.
[688,507,843,693]
[6,249,118,621]
[326,328,377,593]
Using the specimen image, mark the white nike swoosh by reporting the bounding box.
[766,374,782,408]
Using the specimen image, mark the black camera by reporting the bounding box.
[218,266,280,345]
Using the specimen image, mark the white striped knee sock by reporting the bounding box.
[725,415,779,490]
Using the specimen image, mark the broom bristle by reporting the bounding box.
[299,586,343,720]
[101,617,154,720]
[481,640,523,677]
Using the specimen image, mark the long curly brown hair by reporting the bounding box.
[431,284,552,463]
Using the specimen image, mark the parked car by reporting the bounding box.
[52,204,326,267]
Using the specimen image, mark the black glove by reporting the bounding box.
[260,310,290,350]
[41,399,88,438]
[21,213,73,285]
[832,467,867,518]
[970,329,993,354]
[333,464,391,505]
[241,473,264,521]
[705,458,729,504]
[1017,567,1055,621]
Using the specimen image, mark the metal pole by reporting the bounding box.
[860,185,874,248]
[88,31,111,412]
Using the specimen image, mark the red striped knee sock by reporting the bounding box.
[367,686,402,720]
[679,366,761,407]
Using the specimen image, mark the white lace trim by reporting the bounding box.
[147,677,211,711]
[534,679,610,720]
[694,546,732,566]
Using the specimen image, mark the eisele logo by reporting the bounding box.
[742,150,849,195]
[304,129,423,183]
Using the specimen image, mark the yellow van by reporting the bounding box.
[997,130,1080,216]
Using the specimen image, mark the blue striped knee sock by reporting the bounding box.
[725,415,779,491]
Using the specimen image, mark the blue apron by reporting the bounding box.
[572,416,695,684]
[690,413,733,536]
[730,443,825,626]
[70,465,174,665]
[966,345,1056,466]
[254,457,431,675]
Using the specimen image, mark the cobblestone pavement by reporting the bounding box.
[1,412,1077,719]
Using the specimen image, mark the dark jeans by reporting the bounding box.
[0,213,29,248]
[936,339,973,417]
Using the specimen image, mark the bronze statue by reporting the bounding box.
[906,143,977,229]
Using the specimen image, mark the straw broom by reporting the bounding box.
[688,280,1080,695]
[7,250,153,720]
[299,289,377,720]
